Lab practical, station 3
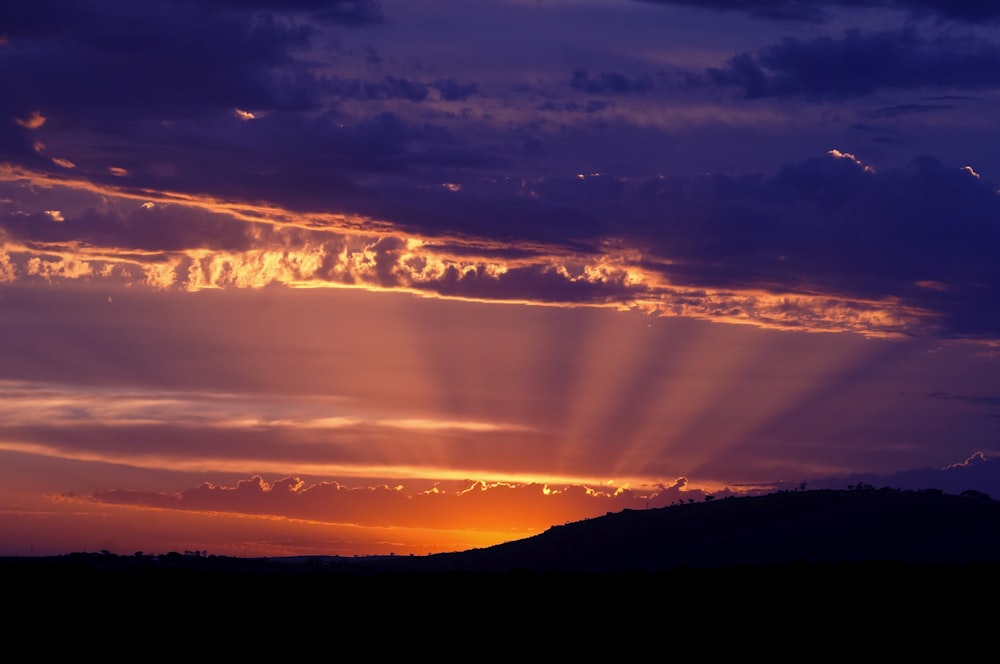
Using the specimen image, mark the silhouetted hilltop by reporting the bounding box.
[415,486,1000,573]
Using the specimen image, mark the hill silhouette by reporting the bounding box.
[409,486,1000,573]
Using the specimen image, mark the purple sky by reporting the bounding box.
[1,0,999,557]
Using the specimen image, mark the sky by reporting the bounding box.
[2,0,1000,558]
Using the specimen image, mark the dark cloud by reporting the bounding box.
[633,1,1000,23]
[303,152,1000,339]
[537,100,611,114]
[0,1,324,122]
[309,1,383,25]
[357,178,610,253]
[4,145,999,339]
[430,154,1000,308]
[860,102,957,118]
[328,76,429,101]
[176,0,383,25]
[2,1,998,343]
[431,264,637,305]
[637,0,830,23]
[704,29,1000,99]
[7,110,495,217]
[885,0,1000,22]
[793,453,1000,499]
[0,0,492,225]
[570,68,654,95]
[850,123,908,145]
[1,205,265,253]
[628,154,1000,338]
[927,392,1000,407]
[432,79,479,102]
[0,115,42,166]
[325,76,478,102]
[379,152,996,339]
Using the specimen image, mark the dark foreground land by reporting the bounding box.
[4,487,1000,652]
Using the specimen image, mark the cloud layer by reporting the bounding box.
[3,148,998,339]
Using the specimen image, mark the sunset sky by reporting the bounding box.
[2,0,1000,558]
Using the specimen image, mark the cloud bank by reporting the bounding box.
[3,149,998,339]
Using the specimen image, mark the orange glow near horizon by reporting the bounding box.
[0,499,525,558]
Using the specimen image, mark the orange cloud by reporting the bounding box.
[14,111,45,129]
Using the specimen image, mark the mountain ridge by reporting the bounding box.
[412,486,1000,573]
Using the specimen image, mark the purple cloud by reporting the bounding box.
[705,29,1000,99]
[634,1,1000,23]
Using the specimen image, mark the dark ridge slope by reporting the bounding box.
[418,487,1000,572]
